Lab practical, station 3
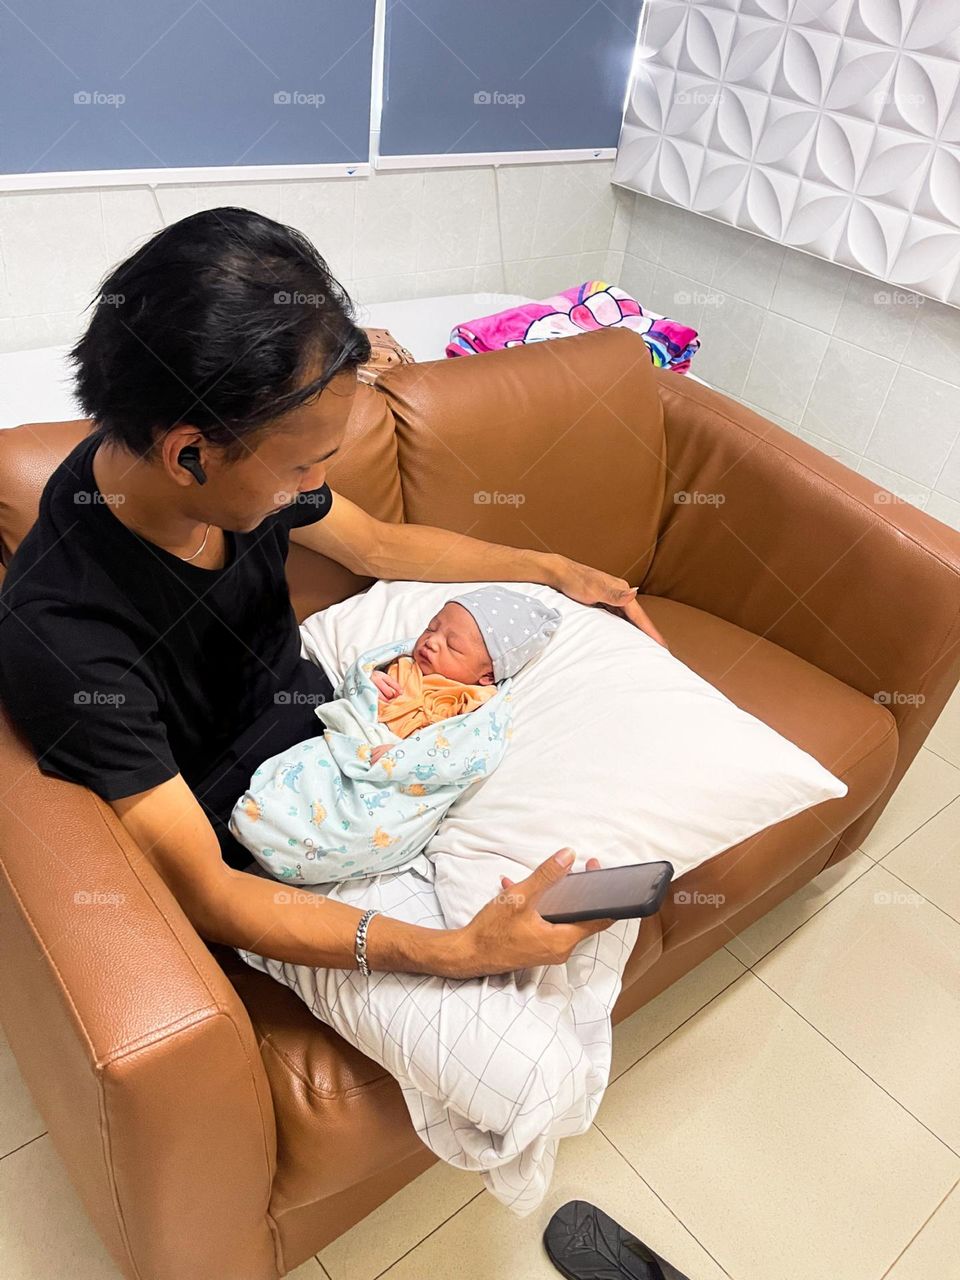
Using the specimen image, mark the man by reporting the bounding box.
[0,206,666,986]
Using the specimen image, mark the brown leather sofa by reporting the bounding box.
[1,327,958,1280]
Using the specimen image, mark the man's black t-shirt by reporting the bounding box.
[0,429,335,867]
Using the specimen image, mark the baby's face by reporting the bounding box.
[413,602,494,685]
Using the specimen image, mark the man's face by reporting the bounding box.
[198,368,356,532]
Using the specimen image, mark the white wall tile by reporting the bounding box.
[771,251,851,332]
[354,171,425,279]
[834,272,922,360]
[612,251,655,302]
[934,433,960,505]
[691,291,764,397]
[710,227,785,309]
[649,266,705,330]
[493,164,543,262]
[99,187,163,266]
[925,490,960,532]
[624,192,667,266]
[801,338,897,453]
[742,313,829,422]
[609,186,635,253]
[857,457,931,511]
[863,367,960,488]
[280,179,357,283]
[506,253,583,298]
[0,190,107,319]
[902,296,960,387]
[417,168,495,273]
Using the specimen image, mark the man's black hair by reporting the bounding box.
[68,206,372,458]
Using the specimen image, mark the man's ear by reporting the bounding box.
[479,670,495,686]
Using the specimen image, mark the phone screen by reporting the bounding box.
[538,861,674,924]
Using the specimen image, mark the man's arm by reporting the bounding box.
[291,487,561,586]
[110,774,613,978]
[291,489,668,647]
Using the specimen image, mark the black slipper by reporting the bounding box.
[543,1200,692,1280]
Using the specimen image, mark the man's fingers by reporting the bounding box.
[621,597,669,649]
[515,848,576,905]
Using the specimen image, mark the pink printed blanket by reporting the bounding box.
[446,281,700,373]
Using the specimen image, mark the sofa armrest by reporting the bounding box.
[0,708,281,1280]
[643,373,960,856]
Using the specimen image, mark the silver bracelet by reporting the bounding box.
[355,907,380,976]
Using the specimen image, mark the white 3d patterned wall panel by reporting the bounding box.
[613,0,960,305]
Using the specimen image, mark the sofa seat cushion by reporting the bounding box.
[632,595,898,953]
[213,595,896,1212]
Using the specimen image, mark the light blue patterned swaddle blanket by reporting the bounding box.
[229,637,513,884]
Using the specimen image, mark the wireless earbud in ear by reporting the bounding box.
[177,446,207,486]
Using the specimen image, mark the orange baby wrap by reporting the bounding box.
[376,654,496,739]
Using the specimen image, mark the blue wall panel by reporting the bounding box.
[379,0,642,156]
[0,1,375,174]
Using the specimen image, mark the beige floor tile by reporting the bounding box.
[595,974,958,1280]
[320,1155,482,1280]
[0,1136,121,1279]
[884,1178,960,1279]
[0,1029,45,1157]
[860,748,960,860]
[289,1260,330,1279]
[725,849,874,966]
[755,863,960,1150]
[882,796,960,924]
[926,681,960,770]
[610,948,746,1083]
[377,1126,731,1280]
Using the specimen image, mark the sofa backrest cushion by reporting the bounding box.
[379,327,666,586]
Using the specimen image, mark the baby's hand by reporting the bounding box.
[371,670,401,700]
[369,743,393,766]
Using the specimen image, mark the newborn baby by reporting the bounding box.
[230,587,561,885]
[367,597,500,763]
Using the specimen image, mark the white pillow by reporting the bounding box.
[299,580,847,923]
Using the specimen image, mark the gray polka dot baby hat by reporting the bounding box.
[449,586,562,682]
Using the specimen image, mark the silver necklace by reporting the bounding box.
[179,522,212,562]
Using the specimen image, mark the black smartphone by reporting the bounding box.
[537,860,674,924]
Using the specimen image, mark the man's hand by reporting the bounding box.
[446,849,616,978]
[369,743,393,766]
[555,559,669,649]
[371,670,401,700]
